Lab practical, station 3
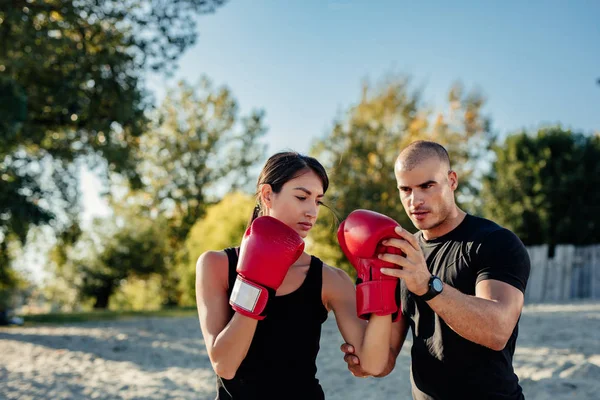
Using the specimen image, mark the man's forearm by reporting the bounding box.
[427,284,513,350]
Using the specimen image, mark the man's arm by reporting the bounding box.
[341,312,410,377]
[380,226,529,351]
[426,279,523,350]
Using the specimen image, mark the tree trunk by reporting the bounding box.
[93,282,114,309]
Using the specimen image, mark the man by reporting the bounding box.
[341,140,531,399]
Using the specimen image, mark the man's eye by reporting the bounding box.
[296,196,307,201]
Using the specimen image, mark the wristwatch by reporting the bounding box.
[418,275,443,301]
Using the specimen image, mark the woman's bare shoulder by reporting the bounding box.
[196,250,230,286]
[322,262,354,288]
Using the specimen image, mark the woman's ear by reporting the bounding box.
[259,184,274,209]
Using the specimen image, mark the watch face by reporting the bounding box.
[432,278,443,292]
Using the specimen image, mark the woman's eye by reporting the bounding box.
[296,196,307,201]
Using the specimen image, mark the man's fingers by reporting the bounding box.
[395,226,419,249]
[340,343,355,354]
[379,252,412,269]
[380,267,407,279]
[344,354,359,365]
[349,366,370,378]
[342,355,371,378]
[383,237,413,256]
[341,342,369,377]
[382,237,408,251]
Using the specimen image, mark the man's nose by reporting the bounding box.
[410,191,424,207]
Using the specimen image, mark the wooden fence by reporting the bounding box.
[525,244,600,303]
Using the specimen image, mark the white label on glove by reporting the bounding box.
[230,277,262,312]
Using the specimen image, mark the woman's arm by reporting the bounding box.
[195,250,258,379]
[322,265,393,375]
[341,308,410,378]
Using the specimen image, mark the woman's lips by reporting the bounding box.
[298,222,313,231]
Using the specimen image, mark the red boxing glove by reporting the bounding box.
[229,216,305,320]
[338,209,403,320]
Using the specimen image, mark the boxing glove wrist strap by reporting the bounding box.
[356,280,399,321]
[229,275,275,320]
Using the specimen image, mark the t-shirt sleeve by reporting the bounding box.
[474,228,531,293]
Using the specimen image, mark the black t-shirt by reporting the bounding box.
[400,214,531,400]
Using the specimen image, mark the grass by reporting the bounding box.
[15,306,197,326]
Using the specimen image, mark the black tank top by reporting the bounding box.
[216,248,329,400]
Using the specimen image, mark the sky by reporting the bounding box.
[146,0,600,154]
[82,0,600,221]
[20,0,600,283]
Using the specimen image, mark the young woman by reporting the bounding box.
[196,152,398,399]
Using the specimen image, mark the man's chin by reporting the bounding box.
[410,217,425,229]
[413,222,426,231]
[411,218,435,231]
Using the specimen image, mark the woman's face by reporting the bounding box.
[261,170,324,238]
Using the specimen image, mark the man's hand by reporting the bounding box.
[340,343,372,378]
[341,342,400,378]
[379,226,431,296]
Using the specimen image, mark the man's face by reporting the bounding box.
[395,157,457,232]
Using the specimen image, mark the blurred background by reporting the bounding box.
[1,0,599,319]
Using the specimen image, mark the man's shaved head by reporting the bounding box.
[394,140,459,237]
[395,140,451,172]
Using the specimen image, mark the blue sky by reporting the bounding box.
[147,0,600,156]
[23,0,600,282]
[84,0,600,219]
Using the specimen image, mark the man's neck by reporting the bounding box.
[422,208,467,241]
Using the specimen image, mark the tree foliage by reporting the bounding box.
[308,76,492,275]
[48,77,266,308]
[178,192,255,305]
[133,78,266,244]
[480,127,600,253]
[119,78,266,305]
[0,0,227,292]
[49,209,169,309]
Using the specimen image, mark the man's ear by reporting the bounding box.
[448,170,458,191]
[259,184,273,208]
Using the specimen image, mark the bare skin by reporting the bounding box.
[341,154,525,376]
[197,171,393,379]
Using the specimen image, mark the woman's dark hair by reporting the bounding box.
[248,152,329,227]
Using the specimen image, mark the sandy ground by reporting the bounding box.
[1,301,599,400]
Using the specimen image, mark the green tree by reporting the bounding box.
[47,77,265,308]
[0,0,226,292]
[134,78,266,244]
[308,76,492,275]
[178,192,255,305]
[123,78,266,305]
[49,210,169,309]
[1,0,227,162]
[480,127,600,254]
